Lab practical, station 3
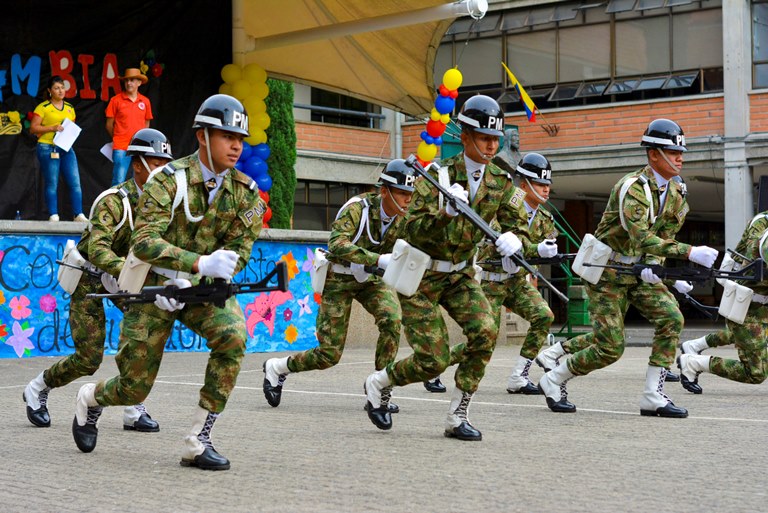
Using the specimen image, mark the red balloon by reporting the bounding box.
[262,222,269,229]
[151,63,163,78]
[426,119,447,137]
[439,84,450,97]
[417,157,431,168]
[449,89,459,99]
[263,206,273,223]
[259,190,270,203]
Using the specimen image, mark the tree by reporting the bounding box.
[265,79,297,229]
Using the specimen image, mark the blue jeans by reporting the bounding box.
[111,149,133,186]
[36,143,83,217]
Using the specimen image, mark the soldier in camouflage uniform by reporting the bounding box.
[538,118,719,417]
[678,212,768,392]
[72,94,266,472]
[262,159,415,412]
[24,128,172,432]
[363,95,536,440]
[437,153,560,395]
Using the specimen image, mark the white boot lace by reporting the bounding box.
[197,412,219,450]
[381,386,393,407]
[86,406,103,426]
[454,392,473,423]
[38,387,50,409]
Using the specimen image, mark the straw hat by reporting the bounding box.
[119,68,148,84]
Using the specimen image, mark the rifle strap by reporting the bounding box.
[87,187,132,233]
[334,196,379,246]
[618,174,654,232]
[437,166,450,211]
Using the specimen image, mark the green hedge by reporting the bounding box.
[265,79,297,229]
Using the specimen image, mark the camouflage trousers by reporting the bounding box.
[44,275,109,388]
[567,273,683,375]
[389,270,497,393]
[95,296,246,413]
[289,273,400,373]
[450,273,553,365]
[703,305,768,384]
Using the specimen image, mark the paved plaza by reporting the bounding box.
[2,339,766,513]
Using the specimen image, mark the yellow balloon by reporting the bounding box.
[417,142,437,162]
[245,129,267,146]
[231,79,251,100]
[252,82,270,100]
[442,68,463,91]
[243,63,267,85]
[221,63,242,84]
[218,83,233,96]
[242,96,267,115]
[255,112,271,131]
[440,113,451,124]
[430,108,441,122]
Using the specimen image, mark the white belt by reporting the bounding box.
[151,266,192,281]
[610,252,641,264]
[480,270,511,283]
[753,293,768,304]
[331,263,355,275]
[429,259,468,273]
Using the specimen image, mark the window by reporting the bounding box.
[308,89,382,129]
[293,180,369,230]
[615,17,670,76]
[754,1,768,88]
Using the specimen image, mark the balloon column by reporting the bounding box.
[416,68,463,168]
[219,63,273,227]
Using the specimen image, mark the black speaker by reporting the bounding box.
[759,176,768,212]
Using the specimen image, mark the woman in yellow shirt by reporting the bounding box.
[30,76,86,222]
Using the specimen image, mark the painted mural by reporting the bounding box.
[0,234,325,358]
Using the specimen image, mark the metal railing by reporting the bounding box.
[294,103,385,129]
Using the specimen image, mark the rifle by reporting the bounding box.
[404,155,568,303]
[670,288,719,321]
[87,261,289,308]
[479,253,577,268]
[581,258,764,283]
[56,260,103,279]
[317,248,384,277]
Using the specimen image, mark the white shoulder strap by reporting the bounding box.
[437,165,450,210]
[335,197,373,244]
[173,169,203,223]
[618,175,654,232]
[748,213,768,229]
[759,230,768,263]
[87,188,132,232]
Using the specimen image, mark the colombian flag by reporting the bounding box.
[502,62,537,122]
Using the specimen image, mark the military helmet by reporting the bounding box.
[640,118,686,152]
[457,95,505,137]
[192,94,250,136]
[126,128,173,160]
[516,152,552,185]
[379,159,416,192]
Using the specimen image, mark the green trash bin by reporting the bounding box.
[567,285,590,326]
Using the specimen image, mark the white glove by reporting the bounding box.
[639,267,663,284]
[153,278,192,312]
[198,249,239,280]
[100,273,120,294]
[350,263,370,283]
[444,183,469,217]
[673,280,694,294]
[501,256,520,275]
[688,246,718,268]
[495,231,522,257]
[537,239,558,258]
[378,253,392,271]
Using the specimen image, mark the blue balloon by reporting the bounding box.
[434,136,443,146]
[244,156,268,178]
[239,141,252,162]
[253,143,271,161]
[256,173,273,192]
[235,160,245,171]
[434,95,455,115]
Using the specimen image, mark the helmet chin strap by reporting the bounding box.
[470,132,498,162]
[658,148,682,174]
[139,155,152,175]
[203,127,217,173]
[384,186,408,216]
[524,178,548,204]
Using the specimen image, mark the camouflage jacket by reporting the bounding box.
[130,152,265,286]
[327,192,406,266]
[595,165,691,263]
[78,178,140,277]
[405,153,533,264]
[478,205,558,270]
[734,212,768,295]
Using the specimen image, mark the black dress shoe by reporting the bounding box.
[640,402,688,418]
[680,374,703,394]
[665,371,681,382]
[507,382,541,395]
[423,378,447,393]
[124,413,160,432]
[364,402,400,414]
[180,447,230,471]
[365,402,392,430]
[538,385,577,412]
[23,392,50,427]
[444,421,482,441]
[262,361,283,407]
[72,415,99,453]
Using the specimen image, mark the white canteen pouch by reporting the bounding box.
[382,239,431,297]
[311,248,330,294]
[118,250,152,294]
[571,234,612,285]
[718,280,753,324]
[58,239,86,294]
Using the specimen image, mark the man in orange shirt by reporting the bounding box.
[105,68,153,186]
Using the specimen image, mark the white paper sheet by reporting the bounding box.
[52,118,81,152]
[100,142,114,162]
